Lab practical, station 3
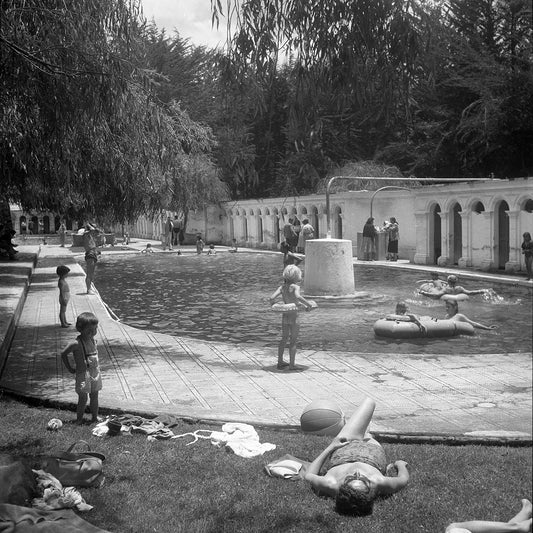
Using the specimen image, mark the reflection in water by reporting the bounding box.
[94,253,532,355]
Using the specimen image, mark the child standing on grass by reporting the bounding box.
[56,265,71,328]
[270,265,315,370]
[61,312,102,425]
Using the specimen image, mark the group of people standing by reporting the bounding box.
[164,215,185,251]
[282,216,315,254]
[361,216,399,261]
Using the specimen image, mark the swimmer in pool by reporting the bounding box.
[419,274,487,300]
[416,271,447,291]
[385,302,426,333]
[444,300,496,330]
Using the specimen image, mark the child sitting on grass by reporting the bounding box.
[60,312,103,425]
[269,265,315,370]
[56,265,71,328]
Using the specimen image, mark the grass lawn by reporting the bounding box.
[1,394,531,533]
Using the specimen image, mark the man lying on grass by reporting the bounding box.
[304,397,409,516]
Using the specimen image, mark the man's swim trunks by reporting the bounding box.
[326,440,387,474]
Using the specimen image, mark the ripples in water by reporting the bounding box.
[94,253,532,355]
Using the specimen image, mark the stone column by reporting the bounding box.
[480,211,495,271]
[304,239,355,296]
[413,211,431,265]
[505,210,521,273]
[437,211,450,266]
[458,210,472,268]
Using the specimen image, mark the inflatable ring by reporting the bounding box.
[271,300,318,313]
[373,318,474,338]
[441,293,469,302]
[271,303,298,313]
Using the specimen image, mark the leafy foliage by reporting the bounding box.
[0,0,227,222]
[210,0,532,193]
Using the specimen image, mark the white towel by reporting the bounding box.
[173,423,276,458]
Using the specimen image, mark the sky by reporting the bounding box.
[140,0,228,49]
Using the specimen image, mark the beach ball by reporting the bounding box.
[300,400,345,436]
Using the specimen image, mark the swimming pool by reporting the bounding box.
[94,253,532,355]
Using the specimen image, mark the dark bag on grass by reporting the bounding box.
[42,440,105,488]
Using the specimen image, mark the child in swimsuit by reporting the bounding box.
[385,302,426,334]
[61,312,103,425]
[416,271,447,291]
[56,265,71,328]
[269,265,314,370]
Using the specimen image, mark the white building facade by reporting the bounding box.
[10,178,533,273]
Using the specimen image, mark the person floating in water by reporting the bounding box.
[141,243,154,254]
[206,244,216,255]
[419,274,487,300]
[385,302,426,334]
[416,271,447,291]
[444,300,496,330]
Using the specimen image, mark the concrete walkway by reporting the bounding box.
[0,240,531,444]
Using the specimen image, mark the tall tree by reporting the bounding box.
[211,0,423,193]
[1,0,227,222]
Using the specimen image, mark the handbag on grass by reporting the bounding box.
[42,440,105,488]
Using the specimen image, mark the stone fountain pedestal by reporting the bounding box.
[303,239,356,298]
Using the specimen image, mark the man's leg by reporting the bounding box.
[336,397,376,440]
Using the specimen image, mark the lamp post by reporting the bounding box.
[370,186,411,219]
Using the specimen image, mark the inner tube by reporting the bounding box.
[373,318,474,339]
[271,300,317,313]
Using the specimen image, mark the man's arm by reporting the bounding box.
[304,441,347,496]
[380,460,410,495]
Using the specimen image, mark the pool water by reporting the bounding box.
[94,253,532,355]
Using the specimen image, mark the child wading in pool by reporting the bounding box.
[61,312,103,425]
[270,265,315,370]
[196,235,205,255]
[56,265,71,328]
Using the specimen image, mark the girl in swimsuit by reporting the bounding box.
[305,397,409,515]
[269,265,314,370]
[61,312,103,424]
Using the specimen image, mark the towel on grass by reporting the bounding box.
[32,470,92,512]
[173,423,276,458]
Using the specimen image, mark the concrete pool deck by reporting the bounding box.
[0,240,531,445]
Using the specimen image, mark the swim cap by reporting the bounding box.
[447,275,458,283]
